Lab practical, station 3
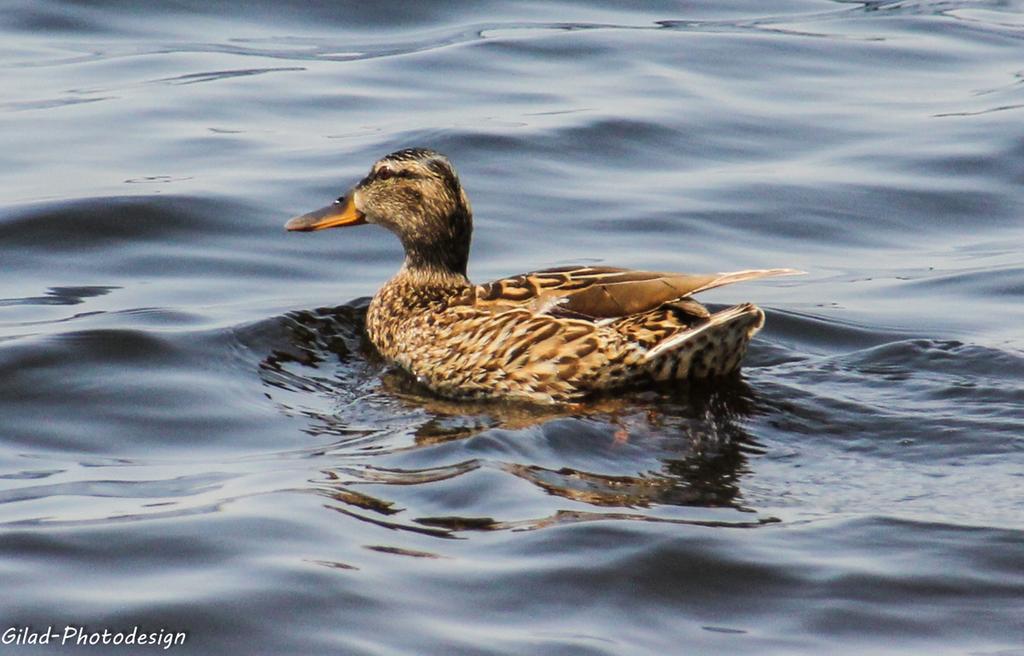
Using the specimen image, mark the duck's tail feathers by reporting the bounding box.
[692,268,805,295]
[642,303,765,381]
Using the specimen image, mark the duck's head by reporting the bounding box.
[286,148,473,277]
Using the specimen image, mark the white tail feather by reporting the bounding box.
[691,268,805,295]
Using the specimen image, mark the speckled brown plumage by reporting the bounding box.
[287,148,800,404]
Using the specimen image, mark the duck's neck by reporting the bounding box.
[397,203,473,284]
[401,244,470,281]
[394,259,471,292]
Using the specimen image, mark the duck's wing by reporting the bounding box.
[475,265,802,319]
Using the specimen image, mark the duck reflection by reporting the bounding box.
[255,302,773,536]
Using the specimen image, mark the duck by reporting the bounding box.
[286,148,799,404]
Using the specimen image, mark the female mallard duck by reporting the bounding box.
[287,148,798,404]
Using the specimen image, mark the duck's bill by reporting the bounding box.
[285,194,365,231]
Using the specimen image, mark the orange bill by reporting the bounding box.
[285,193,365,231]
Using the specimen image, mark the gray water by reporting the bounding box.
[1,1,1023,654]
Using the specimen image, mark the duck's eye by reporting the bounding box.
[376,166,394,181]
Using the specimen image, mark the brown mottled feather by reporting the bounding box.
[476,266,800,319]
[365,266,794,403]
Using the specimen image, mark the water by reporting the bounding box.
[2,1,1023,654]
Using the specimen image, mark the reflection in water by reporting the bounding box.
[257,301,772,537]
[0,285,119,307]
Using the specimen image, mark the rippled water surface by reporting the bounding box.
[2,1,1023,654]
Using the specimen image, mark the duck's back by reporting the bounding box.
[364,265,790,403]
